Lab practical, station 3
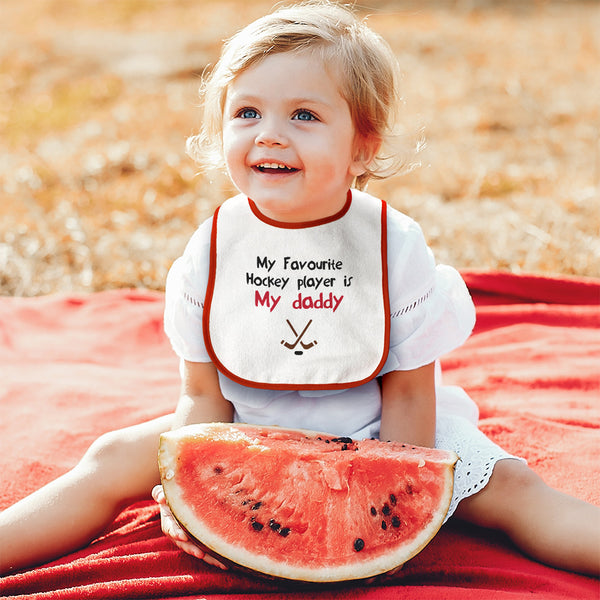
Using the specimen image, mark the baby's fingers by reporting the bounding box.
[202,553,228,570]
[164,514,228,569]
[152,484,167,506]
[152,484,227,569]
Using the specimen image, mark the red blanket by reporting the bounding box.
[1,271,598,599]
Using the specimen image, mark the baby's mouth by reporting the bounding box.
[254,162,299,174]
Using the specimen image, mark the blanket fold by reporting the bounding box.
[1,271,598,599]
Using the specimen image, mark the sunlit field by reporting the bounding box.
[1,0,599,296]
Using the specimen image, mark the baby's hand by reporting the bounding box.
[152,484,227,570]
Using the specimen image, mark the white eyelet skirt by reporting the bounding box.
[435,414,525,521]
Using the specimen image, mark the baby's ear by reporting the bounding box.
[350,135,381,177]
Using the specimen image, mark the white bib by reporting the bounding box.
[203,189,390,390]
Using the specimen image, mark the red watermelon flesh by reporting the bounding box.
[158,423,458,582]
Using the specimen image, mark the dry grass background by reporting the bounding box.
[1,0,599,296]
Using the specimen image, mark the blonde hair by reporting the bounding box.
[187,1,409,190]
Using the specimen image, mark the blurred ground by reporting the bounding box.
[1,0,599,296]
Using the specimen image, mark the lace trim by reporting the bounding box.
[390,287,433,319]
[435,415,525,521]
[183,291,203,309]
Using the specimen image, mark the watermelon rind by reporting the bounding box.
[158,423,458,583]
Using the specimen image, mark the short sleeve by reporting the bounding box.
[380,207,476,373]
[163,218,213,362]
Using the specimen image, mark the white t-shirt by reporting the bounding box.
[164,192,478,439]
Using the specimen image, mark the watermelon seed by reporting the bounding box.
[405,484,413,495]
[250,519,264,531]
[354,538,365,552]
[279,527,291,537]
[381,520,387,530]
[390,493,397,506]
[332,437,353,444]
[341,444,349,451]
[370,506,377,516]
[251,502,263,510]
[269,519,281,531]
[391,516,401,528]
[382,503,391,516]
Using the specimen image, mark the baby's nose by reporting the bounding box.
[255,120,288,147]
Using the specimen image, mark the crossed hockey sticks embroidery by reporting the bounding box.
[281,319,318,355]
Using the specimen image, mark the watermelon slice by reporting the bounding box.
[158,423,458,582]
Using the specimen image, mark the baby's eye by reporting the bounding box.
[237,108,260,119]
[293,109,317,121]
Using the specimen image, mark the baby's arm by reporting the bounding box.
[155,360,233,567]
[378,362,436,447]
[171,360,234,429]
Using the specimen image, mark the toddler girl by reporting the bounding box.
[1,0,598,577]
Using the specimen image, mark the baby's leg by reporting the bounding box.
[0,414,173,575]
[453,458,600,576]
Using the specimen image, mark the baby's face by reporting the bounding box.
[222,51,367,223]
